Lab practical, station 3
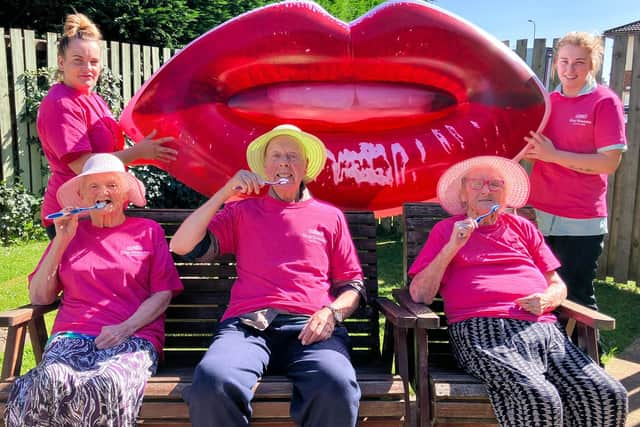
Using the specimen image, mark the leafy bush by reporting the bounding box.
[130,165,208,209]
[0,182,47,246]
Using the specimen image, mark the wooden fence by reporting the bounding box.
[0,30,639,283]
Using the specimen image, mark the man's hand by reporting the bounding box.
[298,307,336,345]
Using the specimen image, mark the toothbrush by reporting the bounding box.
[475,204,500,224]
[45,202,108,220]
[234,177,289,191]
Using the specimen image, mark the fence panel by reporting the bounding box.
[9,29,30,188]
[626,35,640,281]
[23,29,43,195]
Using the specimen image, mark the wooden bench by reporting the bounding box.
[395,202,617,427]
[0,208,416,426]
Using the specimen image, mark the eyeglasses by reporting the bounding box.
[462,178,505,191]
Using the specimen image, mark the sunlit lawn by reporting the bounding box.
[1,238,638,374]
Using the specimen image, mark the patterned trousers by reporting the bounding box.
[449,317,628,427]
[4,334,158,427]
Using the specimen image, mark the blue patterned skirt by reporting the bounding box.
[4,333,158,427]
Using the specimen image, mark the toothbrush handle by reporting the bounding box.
[45,211,69,220]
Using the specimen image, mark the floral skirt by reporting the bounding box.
[4,333,158,427]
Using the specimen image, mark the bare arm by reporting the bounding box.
[170,170,266,254]
[29,215,79,305]
[524,131,622,175]
[94,290,173,349]
[409,217,477,304]
[66,130,177,174]
[515,271,567,315]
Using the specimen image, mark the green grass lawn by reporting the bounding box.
[2,238,638,373]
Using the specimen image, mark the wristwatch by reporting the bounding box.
[324,304,343,323]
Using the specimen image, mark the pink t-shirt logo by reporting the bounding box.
[569,113,591,127]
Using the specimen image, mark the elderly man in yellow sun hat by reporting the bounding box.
[171,124,365,427]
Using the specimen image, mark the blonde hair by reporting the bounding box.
[554,32,604,76]
[57,13,102,58]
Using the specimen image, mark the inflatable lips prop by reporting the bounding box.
[120,0,549,216]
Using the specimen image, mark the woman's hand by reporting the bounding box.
[298,308,336,346]
[133,129,177,162]
[53,213,79,244]
[95,322,135,349]
[515,293,557,315]
[449,217,477,249]
[523,131,558,163]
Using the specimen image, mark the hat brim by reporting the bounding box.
[57,171,146,209]
[246,125,327,183]
[437,156,530,215]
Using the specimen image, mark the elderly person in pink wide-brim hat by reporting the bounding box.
[5,153,183,427]
[408,155,628,426]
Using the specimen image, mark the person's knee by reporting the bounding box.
[314,366,361,405]
[190,361,233,398]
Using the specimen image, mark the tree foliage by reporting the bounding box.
[1,0,396,47]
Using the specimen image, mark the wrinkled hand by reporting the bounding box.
[135,129,177,162]
[298,308,336,346]
[515,293,555,315]
[450,217,477,249]
[95,323,134,349]
[223,170,265,198]
[523,131,558,163]
[53,213,78,243]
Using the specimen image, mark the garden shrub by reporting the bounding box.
[0,182,46,246]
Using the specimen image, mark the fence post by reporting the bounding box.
[132,44,142,93]
[0,29,14,184]
[601,35,629,279]
[121,43,132,104]
[626,35,640,281]
[9,29,30,187]
[531,38,547,81]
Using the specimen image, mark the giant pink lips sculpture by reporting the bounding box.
[120,0,548,216]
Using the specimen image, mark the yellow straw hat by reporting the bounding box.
[246,124,327,183]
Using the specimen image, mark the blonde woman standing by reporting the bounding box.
[38,13,177,238]
[524,32,626,312]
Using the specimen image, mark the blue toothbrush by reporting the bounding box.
[46,202,107,220]
[475,204,500,224]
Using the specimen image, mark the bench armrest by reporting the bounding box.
[557,299,616,331]
[392,288,440,329]
[373,297,416,328]
[0,301,59,380]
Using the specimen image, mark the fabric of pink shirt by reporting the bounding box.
[208,195,364,321]
[29,217,183,353]
[408,214,561,324]
[37,83,124,226]
[528,85,627,218]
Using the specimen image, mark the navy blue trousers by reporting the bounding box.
[183,315,361,427]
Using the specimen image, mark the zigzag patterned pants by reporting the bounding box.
[449,318,628,427]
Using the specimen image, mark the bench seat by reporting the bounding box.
[0,208,416,426]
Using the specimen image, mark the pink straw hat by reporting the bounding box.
[57,153,146,208]
[437,155,530,215]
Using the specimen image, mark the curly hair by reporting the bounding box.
[57,13,102,58]
[554,31,604,76]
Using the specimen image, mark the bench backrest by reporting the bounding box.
[402,202,535,367]
[126,208,381,369]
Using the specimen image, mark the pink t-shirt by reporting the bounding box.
[30,217,183,352]
[408,214,561,324]
[38,83,124,226]
[528,85,627,218]
[208,196,364,321]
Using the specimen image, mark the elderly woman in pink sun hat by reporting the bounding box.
[409,155,627,426]
[170,124,364,427]
[5,153,183,427]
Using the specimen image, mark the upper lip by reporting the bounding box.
[121,1,548,213]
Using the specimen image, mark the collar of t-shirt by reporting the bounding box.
[553,75,597,97]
